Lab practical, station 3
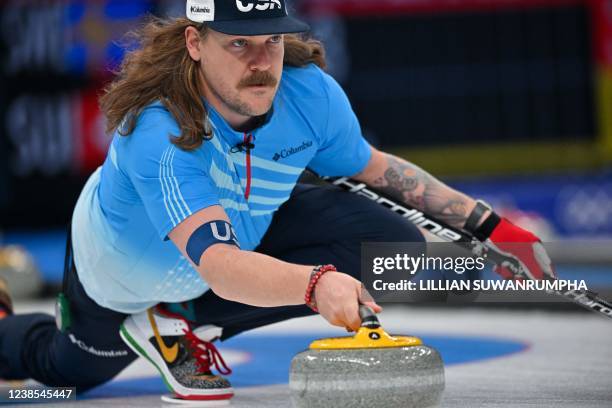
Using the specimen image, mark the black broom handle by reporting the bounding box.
[318,174,612,320]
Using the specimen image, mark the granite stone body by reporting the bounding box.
[289,345,444,408]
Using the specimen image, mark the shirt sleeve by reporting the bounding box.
[308,70,372,177]
[121,107,221,240]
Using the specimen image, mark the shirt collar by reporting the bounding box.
[204,97,278,146]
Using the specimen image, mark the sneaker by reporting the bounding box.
[0,277,13,318]
[119,306,233,401]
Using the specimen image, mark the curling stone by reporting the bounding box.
[289,306,444,408]
[0,245,43,299]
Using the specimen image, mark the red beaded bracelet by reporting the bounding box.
[304,264,337,312]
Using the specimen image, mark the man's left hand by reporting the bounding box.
[473,213,556,281]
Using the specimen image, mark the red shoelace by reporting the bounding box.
[156,307,232,375]
[183,330,232,375]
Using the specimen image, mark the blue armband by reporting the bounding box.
[186,221,240,266]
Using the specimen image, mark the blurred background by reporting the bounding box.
[1,0,611,302]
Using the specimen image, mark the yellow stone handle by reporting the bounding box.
[309,306,422,350]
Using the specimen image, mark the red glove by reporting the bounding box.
[472,212,556,281]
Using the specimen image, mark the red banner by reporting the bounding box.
[591,0,612,66]
[302,0,585,17]
[72,86,110,174]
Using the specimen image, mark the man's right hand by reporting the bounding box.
[313,271,382,332]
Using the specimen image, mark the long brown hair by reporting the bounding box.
[100,17,326,151]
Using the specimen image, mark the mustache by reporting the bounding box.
[238,71,278,88]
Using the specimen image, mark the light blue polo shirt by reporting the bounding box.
[71,64,371,313]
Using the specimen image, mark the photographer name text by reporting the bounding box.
[372,279,588,292]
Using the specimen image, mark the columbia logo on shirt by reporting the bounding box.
[272,140,313,161]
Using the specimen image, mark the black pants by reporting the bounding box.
[0,184,424,390]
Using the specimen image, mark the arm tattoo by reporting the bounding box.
[372,155,469,228]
